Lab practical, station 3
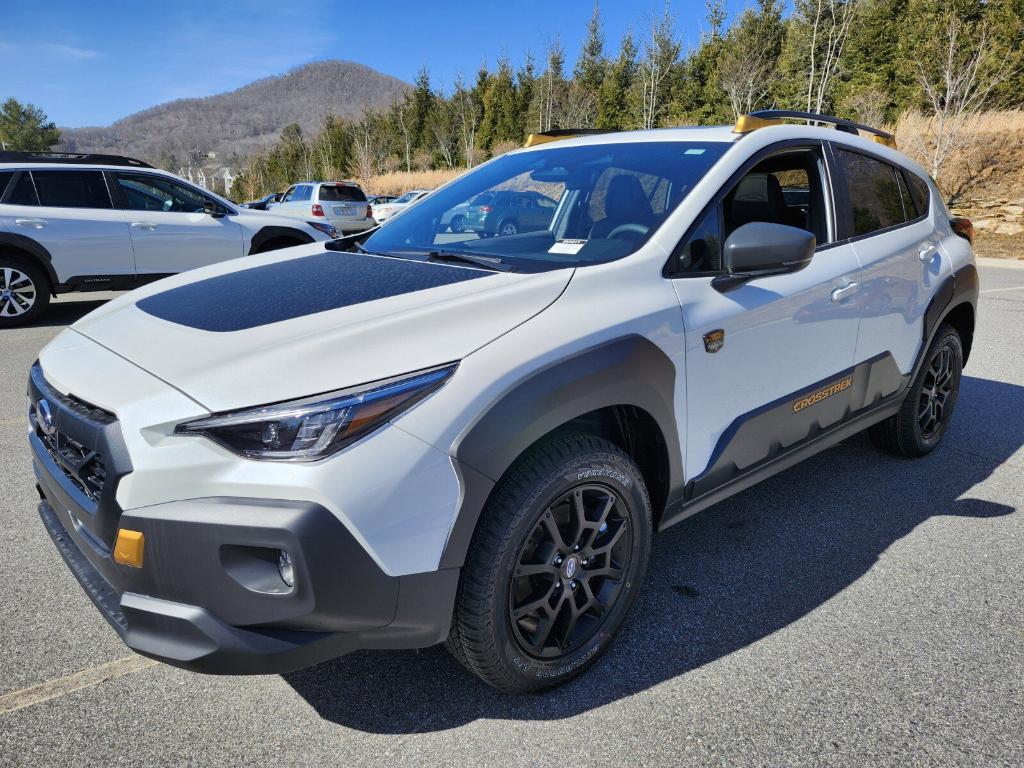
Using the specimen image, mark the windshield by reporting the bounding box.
[362,141,729,271]
[393,191,422,204]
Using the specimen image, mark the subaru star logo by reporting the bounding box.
[35,399,56,436]
[564,555,579,580]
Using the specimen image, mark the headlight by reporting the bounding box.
[175,364,456,461]
[307,220,339,238]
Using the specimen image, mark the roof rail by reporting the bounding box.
[524,128,614,148]
[0,151,154,168]
[734,110,896,148]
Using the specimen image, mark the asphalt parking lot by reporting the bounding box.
[1,259,1021,767]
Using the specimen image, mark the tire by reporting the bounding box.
[869,323,963,457]
[0,255,50,328]
[497,219,518,237]
[449,214,465,233]
[446,433,652,693]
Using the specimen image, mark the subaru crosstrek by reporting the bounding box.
[28,112,978,693]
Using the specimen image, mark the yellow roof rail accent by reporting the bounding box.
[525,133,565,147]
[871,134,898,149]
[733,114,784,133]
[524,128,612,148]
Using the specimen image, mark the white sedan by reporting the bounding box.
[373,189,430,223]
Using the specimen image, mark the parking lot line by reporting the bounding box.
[0,655,157,716]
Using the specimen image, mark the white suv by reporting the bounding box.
[267,180,375,233]
[27,113,978,693]
[0,152,336,326]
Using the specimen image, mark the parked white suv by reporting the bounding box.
[0,152,336,326]
[28,113,978,693]
[268,180,375,233]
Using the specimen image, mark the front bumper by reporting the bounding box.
[36,491,459,675]
[29,361,459,674]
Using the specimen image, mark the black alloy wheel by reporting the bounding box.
[508,484,632,659]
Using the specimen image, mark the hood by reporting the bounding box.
[71,245,572,412]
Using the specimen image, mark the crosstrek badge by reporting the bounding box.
[792,376,854,412]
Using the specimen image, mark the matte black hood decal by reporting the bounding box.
[136,251,493,332]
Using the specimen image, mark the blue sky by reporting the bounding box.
[1,0,752,128]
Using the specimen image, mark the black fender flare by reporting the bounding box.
[248,226,314,255]
[440,335,683,568]
[920,263,978,366]
[0,232,59,288]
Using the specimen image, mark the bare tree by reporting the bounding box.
[804,0,858,115]
[842,87,888,129]
[720,44,776,118]
[637,4,680,129]
[428,100,459,169]
[553,82,597,128]
[908,14,1016,189]
[452,75,480,168]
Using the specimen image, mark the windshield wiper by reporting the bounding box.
[426,250,514,272]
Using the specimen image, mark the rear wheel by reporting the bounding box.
[0,256,50,328]
[446,433,651,693]
[869,324,963,457]
[497,219,519,237]
[449,214,465,233]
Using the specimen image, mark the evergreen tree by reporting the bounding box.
[670,1,729,125]
[516,54,538,139]
[410,67,435,152]
[479,58,519,149]
[575,2,607,95]
[597,29,638,129]
[0,98,61,151]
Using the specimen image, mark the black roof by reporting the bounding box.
[748,110,895,141]
[0,151,153,168]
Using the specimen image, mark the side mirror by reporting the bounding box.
[714,222,815,291]
[203,199,225,218]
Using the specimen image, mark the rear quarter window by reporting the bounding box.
[5,172,40,205]
[0,171,14,200]
[318,185,367,202]
[902,170,931,218]
[837,150,906,236]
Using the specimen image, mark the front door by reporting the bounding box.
[669,145,863,497]
[112,171,243,275]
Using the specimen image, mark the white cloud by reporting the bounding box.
[42,43,100,60]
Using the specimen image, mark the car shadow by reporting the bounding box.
[28,297,115,327]
[283,374,1021,732]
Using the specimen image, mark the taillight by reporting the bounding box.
[479,205,492,213]
[950,217,974,244]
[366,205,372,219]
[311,204,325,217]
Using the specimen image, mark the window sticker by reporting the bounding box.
[549,239,587,254]
[684,148,706,155]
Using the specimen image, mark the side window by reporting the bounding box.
[32,170,112,209]
[281,186,297,203]
[902,170,931,219]
[837,150,907,236]
[671,205,722,274]
[0,171,14,200]
[295,185,313,202]
[6,173,39,205]
[115,172,215,213]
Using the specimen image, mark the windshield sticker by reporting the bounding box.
[684,148,706,155]
[549,239,587,255]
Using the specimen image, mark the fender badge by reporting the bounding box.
[703,329,725,353]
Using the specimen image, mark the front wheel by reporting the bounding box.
[449,214,465,233]
[869,323,963,456]
[0,256,50,327]
[446,433,652,693]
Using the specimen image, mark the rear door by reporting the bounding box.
[111,171,243,275]
[0,169,135,283]
[833,147,945,373]
[668,143,863,494]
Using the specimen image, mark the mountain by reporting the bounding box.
[57,60,409,166]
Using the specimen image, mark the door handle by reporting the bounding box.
[918,244,936,262]
[15,218,46,229]
[130,222,158,230]
[831,283,859,303]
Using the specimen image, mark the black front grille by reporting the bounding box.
[39,429,107,503]
[29,362,131,549]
